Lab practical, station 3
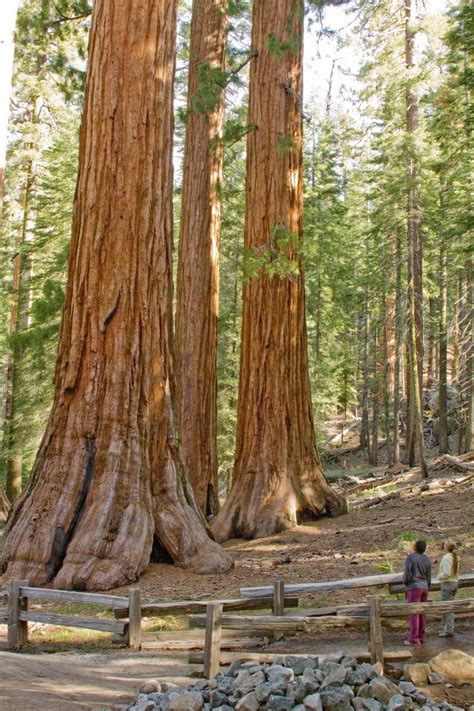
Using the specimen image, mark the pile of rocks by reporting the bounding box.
[127,654,467,711]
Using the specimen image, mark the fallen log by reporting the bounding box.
[353,490,401,510]
[441,454,474,473]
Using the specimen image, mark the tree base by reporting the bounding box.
[211,467,347,542]
[1,481,233,591]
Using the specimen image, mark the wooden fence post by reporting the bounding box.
[7,579,28,649]
[272,578,285,616]
[128,587,141,651]
[203,602,223,679]
[368,595,384,672]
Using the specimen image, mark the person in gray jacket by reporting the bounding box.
[403,539,432,645]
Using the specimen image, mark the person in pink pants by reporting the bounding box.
[402,539,432,645]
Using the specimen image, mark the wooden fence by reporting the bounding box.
[196,592,474,678]
[0,580,298,652]
[240,572,474,598]
[0,580,138,650]
[1,571,473,665]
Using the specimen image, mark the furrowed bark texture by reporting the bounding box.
[1,0,232,590]
[175,0,227,517]
[211,0,346,541]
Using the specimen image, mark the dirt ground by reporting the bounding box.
[0,465,473,710]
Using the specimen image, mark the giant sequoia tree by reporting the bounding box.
[211,0,345,541]
[175,0,227,517]
[1,0,232,590]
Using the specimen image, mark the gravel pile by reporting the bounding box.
[127,654,467,711]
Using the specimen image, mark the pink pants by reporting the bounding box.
[407,588,428,643]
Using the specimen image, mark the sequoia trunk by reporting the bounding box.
[211,0,345,541]
[175,0,227,517]
[1,0,232,590]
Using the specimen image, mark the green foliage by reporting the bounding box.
[243,224,301,281]
[267,31,298,58]
[191,62,227,115]
[277,133,297,155]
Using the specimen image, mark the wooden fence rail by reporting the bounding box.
[199,595,474,678]
[2,571,473,662]
[1,581,138,650]
[113,593,298,619]
[1,579,298,652]
[240,572,474,598]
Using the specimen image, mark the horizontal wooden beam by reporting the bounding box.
[190,613,368,633]
[114,595,298,619]
[188,649,413,666]
[19,586,129,608]
[389,574,474,594]
[240,573,403,598]
[381,598,474,617]
[140,634,265,652]
[339,599,474,620]
[241,572,474,598]
[18,610,127,635]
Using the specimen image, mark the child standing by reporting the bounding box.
[438,540,460,637]
[403,539,432,645]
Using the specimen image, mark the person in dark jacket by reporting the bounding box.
[403,539,432,645]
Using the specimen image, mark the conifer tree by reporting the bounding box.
[2,0,232,589]
[212,0,345,541]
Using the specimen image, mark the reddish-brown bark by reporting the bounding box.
[211,0,345,541]
[0,0,232,590]
[175,0,227,517]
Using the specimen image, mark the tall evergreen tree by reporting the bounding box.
[212,0,345,541]
[1,0,232,590]
[175,0,228,517]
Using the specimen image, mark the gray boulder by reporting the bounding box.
[266,665,294,691]
[167,691,203,711]
[398,681,417,695]
[254,683,274,703]
[320,687,353,711]
[321,666,350,688]
[266,695,294,710]
[303,692,323,711]
[369,677,400,704]
[352,664,377,685]
[211,690,229,708]
[235,692,259,711]
[386,694,407,711]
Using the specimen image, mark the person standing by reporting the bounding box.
[438,540,460,637]
[403,539,432,645]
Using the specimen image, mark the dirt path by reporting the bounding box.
[0,650,193,711]
[1,626,473,711]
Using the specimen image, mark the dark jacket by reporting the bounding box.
[403,551,432,591]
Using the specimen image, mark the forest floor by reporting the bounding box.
[0,453,473,710]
